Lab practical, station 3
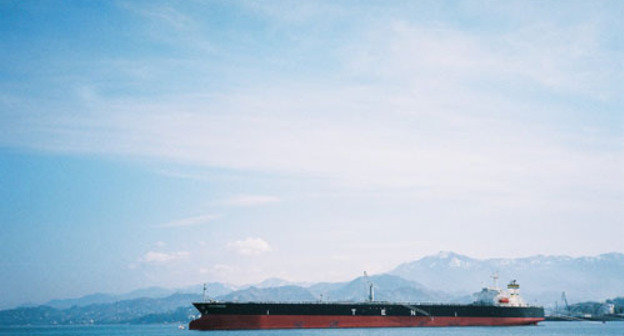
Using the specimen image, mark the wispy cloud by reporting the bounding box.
[4,18,621,197]
[201,264,238,275]
[0,1,622,290]
[119,2,196,31]
[221,195,281,207]
[227,237,273,256]
[140,251,190,264]
[159,214,218,228]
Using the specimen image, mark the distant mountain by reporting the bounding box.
[390,251,624,305]
[117,286,177,301]
[0,275,447,325]
[0,293,201,326]
[321,274,446,302]
[252,278,300,288]
[44,283,233,309]
[229,278,313,290]
[4,251,623,325]
[214,274,446,303]
[218,285,317,302]
[176,282,235,298]
[45,287,177,309]
[46,293,119,310]
[247,277,294,288]
[126,306,197,324]
[306,281,346,297]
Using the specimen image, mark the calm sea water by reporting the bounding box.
[1,322,623,336]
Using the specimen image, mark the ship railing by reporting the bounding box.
[195,300,448,305]
[193,300,542,308]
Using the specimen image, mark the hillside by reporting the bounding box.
[390,251,624,304]
[2,251,623,325]
[0,294,201,326]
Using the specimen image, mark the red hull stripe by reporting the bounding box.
[189,315,544,330]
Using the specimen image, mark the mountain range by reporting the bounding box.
[43,283,234,310]
[2,251,623,325]
[218,274,445,303]
[0,294,201,326]
[390,251,624,304]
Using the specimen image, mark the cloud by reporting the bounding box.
[120,2,197,31]
[140,251,190,264]
[0,1,622,262]
[221,195,281,207]
[4,17,620,198]
[227,238,273,256]
[201,264,238,275]
[159,214,218,228]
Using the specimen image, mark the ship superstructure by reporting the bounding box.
[474,275,526,307]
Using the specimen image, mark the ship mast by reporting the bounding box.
[364,271,374,302]
[203,283,207,302]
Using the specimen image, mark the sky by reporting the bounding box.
[0,0,623,308]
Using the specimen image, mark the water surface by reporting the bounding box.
[1,321,623,336]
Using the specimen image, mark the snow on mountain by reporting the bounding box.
[390,251,624,305]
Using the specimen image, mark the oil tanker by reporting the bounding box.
[189,277,544,330]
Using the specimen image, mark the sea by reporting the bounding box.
[1,322,623,336]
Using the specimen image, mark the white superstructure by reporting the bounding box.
[474,278,527,307]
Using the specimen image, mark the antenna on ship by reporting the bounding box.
[364,271,374,302]
[203,283,207,302]
[490,272,499,289]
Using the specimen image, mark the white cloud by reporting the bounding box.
[140,251,190,263]
[211,264,238,274]
[227,238,273,256]
[159,214,218,228]
[7,34,620,199]
[221,195,281,207]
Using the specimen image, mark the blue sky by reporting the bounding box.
[0,0,623,308]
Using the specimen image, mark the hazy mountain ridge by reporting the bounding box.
[43,283,233,309]
[0,275,442,325]
[390,251,624,304]
[2,251,623,325]
[0,294,201,326]
[217,274,444,303]
[240,278,312,289]
[320,274,447,302]
[219,285,317,302]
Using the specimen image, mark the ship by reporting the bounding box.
[189,275,544,330]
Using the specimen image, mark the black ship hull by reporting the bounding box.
[190,302,544,330]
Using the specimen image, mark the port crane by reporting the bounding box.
[561,292,571,315]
